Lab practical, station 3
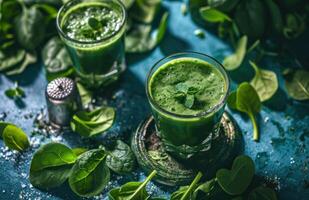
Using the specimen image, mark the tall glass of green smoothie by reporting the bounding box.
[57,0,126,88]
[146,52,230,162]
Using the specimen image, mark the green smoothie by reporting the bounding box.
[147,55,229,161]
[57,0,126,87]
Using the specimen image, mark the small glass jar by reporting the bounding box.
[57,0,126,88]
[146,52,230,161]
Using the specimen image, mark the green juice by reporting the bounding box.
[147,56,228,160]
[57,0,126,87]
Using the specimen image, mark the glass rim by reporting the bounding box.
[146,51,230,119]
[56,0,127,45]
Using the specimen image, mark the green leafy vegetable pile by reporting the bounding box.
[29,140,136,197]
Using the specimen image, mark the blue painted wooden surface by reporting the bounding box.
[0,1,308,199]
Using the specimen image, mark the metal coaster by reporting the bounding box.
[131,112,242,186]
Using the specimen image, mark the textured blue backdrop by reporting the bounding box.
[0,1,308,199]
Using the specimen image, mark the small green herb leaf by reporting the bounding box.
[5,82,25,99]
[30,143,77,189]
[216,155,255,195]
[175,82,189,94]
[223,35,247,71]
[0,122,29,151]
[199,7,231,23]
[236,82,261,141]
[284,69,309,100]
[106,140,136,174]
[88,17,101,30]
[249,61,278,102]
[70,106,115,137]
[248,186,277,200]
[171,172,203,200]
[185,94,195,109]
[108,170,157,200]
[69,149,110,197]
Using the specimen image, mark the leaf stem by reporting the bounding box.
[249,113,259,141]
[181,171,203,200]
[128,170,157,200]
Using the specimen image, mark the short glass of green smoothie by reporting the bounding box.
[57,0,126,87]
[146,52,230,161]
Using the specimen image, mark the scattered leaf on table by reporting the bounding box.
[199,7,231,23]
[284,69,309,100]
[30,143,77,189]
[0,122,29,151]
[249,61,278,102]
[70,106,115,137]
[0,49,26,72]
[106,140,136,174]
[216,155,255,195]
[5,82,25,99]
[5,52,37,76]
[76,82,93,107]
[223,35,247,71]
[125,12,168,53]
[69,149,110,197]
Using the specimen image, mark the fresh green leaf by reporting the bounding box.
[0,122,29,151]
[15,6,46,50]
[175,82,189,94]
[42,37,74,81]
[0,49,26,72]
[30,143,77,189]
[223,35,247,70]
[71,106,115,137]
[249,61,278,102]
[284,69,309,100]
[185,94,195,109]
[207,0,240,12]
[248,186,277,200]
[236,82,261,141]
[72,147,87,156]
[216,155,255,195]
[108,170,157,200]
[283,13,306,39]
[199,7,231,23]
[69,149,110,197]
[5,82,25,99]
[129,0,161,24]
[88,17,101,30]
[170,172,203,200]
[5,52,37,75]
[264,0,283,34]
[76,82,93,107]
[125,12,168,53]
[34,3,58,19]
[106,140,136,174]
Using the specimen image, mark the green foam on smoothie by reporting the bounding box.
[61,2,123,42]
[149,58,227,115]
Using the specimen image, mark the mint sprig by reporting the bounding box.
[175,82,200,109]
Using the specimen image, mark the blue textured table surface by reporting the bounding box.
[0,1,308,199]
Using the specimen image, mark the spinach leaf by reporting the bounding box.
[264,0,283,34]
[42,37,74,81]
[15,5,46,50]
[228,83,261,141]
[283,13,306,39]
[170,172,203,200]
[249,61,278,102]
[5,52,37,75]
[69,149,110,197]
[0,122,29,151]
[4,82,25,99]
[72,147,87,157]
[30,143,77,189]
[199,7,231,23]
[216,155,255,195]
[125,12,168,53]
[106,140,136,174]
[108,170,157,200]
[129,0,161,24]
[70,106,115,137]
[248,186,277,200]
[234,0,266,38]
[76,82,93,107]
[223,35,247,71]
[0,49,26,72]
[284,69,309,100]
